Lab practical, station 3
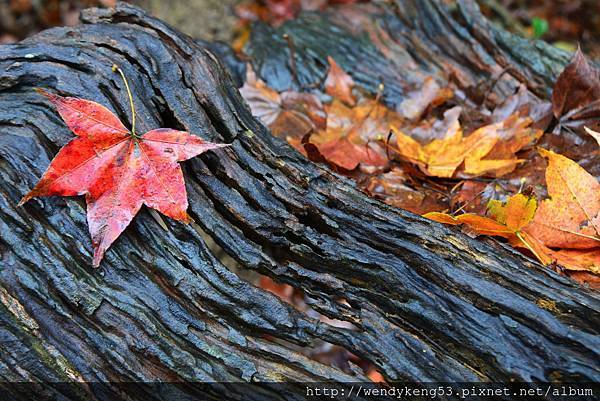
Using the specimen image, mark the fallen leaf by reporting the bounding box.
[488,193,537,232]
[548,248,600,274]
[310,137,386,170]
[584,126,600,147]
[20,89,228,267]
[325,56,356,106]
[525,149,600,249]
[397,77,453,120]
[240,66,326,140]
[395,111,542,178]
[429,151,600,277]
[425,193,552,265]
[307,98,399,170]
[366,168,447,214]
[552,48,600,119]
[467,113,543,177]
[549,49,600,148]
[324,98,403,143]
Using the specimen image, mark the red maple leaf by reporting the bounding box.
[19,89,228,267]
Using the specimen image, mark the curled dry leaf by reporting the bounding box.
[395,110,542,178]
[397,77,453,120]
[19,89,228,267]
[239,65,326,140]
[551,48,600,119]
[550,48,600,150]
[324,56,356,106]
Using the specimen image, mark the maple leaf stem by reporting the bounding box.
[112,64,137,136]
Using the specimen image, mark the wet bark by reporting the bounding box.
[0,1,598,400]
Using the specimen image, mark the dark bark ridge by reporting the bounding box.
[0,1,598,400]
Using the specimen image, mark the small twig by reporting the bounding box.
[452,187,487,216]
[385,130,394,161]
[283,34,300,88]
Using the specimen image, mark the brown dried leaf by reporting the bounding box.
[552,48,600,118]
[398,77,453,120]
[366,168,447,215]
[324,56,356,106]
[240,65,326,140]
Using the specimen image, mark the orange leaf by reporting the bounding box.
[524,149,600,249]
[548,248,600,274]
[324,56,356,106]
[423,212,461,225]
[454,214,514,238]
[488,193,537,232]
[425,193,552,265]
[308,98,401,170]
[395,111,541,178]
[424,211,513,238]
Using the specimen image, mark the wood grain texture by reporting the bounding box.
[0,1,598,400]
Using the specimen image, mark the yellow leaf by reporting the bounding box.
[395,113,541,178]
[424,193,548,265]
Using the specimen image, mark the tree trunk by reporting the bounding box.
[0,1,598,400]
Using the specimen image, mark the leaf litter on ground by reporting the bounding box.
[239,49,600,288]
